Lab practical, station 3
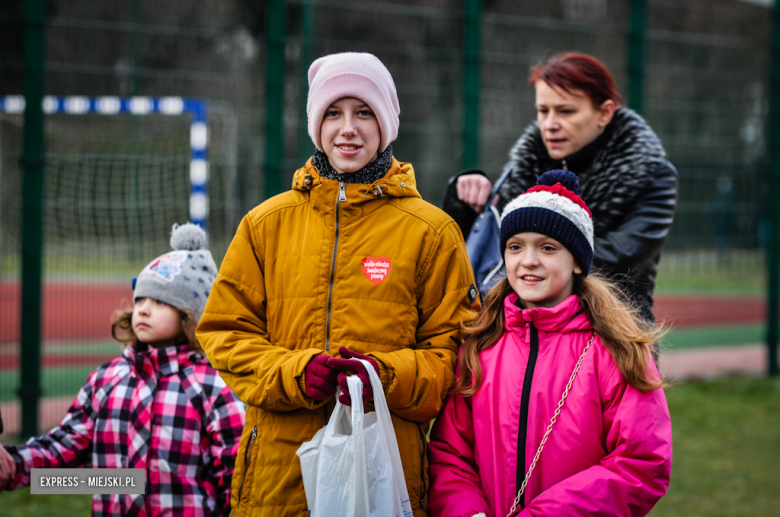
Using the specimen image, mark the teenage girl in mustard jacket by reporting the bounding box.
[198,52,478,517]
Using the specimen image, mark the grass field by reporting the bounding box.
[654,249,765,296]
[1,376,778,516]
[1,243,230,283]
[0,341,119,403]
[661,324,764,350]
[0,367,97,403]
[649,376,780,517]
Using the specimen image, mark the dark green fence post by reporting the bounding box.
[300,0,315,164]
[20,0,47,437]
[265,0,286,198]
[128,0,145,260]
[462,0,481,169]
[767,1,780,377]
[628,0,645,115]
[129,0,145,96]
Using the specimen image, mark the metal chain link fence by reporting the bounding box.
[0,0,775,435]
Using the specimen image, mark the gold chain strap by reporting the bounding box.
[506,332,596,517]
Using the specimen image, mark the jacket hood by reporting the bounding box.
[503,292,591,335]
[292,156,422,206]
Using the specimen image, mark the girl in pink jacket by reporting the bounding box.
[428,170,672,517]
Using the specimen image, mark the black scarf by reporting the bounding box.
[312,145,394,184]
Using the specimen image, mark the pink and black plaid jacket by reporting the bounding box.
[5,344,246,516]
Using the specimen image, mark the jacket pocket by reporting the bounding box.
[236,424,257,509]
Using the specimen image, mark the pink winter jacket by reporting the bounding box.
[428,293,672,517]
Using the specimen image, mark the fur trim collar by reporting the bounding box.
[498,107,667,234]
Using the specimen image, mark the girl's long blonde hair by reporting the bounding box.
[456,272,666,397]
[111,303,204,355]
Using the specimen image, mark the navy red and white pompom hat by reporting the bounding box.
[499,169,594,276]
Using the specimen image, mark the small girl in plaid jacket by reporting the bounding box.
[0,223,246,516]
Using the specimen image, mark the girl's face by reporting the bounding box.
[132,297,182,349]
[320,97,381,173]
[535,80,614,160]
[504,232,582,309]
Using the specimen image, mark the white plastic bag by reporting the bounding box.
[296,358,413,517]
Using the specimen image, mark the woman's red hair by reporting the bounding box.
[529,52,623,107]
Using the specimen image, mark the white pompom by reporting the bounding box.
[170,222,207,251]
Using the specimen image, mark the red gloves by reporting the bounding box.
[303,354,339,401]
[303,347,381,406]
[327,346,380,406]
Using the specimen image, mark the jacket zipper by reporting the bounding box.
[236,424,257,511]
[418,425,428,511]
[325,181,346,353]
[516,322,539,510]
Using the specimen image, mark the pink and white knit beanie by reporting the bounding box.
[307,52,400,152]
[499,170,595,275]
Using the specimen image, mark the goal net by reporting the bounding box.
[0,96,239,282]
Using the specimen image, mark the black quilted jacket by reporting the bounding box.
[443,108,678,322]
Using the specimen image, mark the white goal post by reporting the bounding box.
[0,95,210,229]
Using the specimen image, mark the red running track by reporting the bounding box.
[0,281,766,343]
[0,281,132,343]
[0,353,121,370]
[652,295,764,327]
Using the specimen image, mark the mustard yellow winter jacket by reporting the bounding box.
[198,157,478,517]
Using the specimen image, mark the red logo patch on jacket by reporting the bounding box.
[362,256,391,285]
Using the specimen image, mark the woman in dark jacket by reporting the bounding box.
[443,52,677,322]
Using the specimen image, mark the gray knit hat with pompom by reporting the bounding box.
[133,222,217,320]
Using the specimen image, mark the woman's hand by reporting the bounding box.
[456,174,494,213]
[0,445,16,492]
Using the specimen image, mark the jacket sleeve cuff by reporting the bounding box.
[372,356,393,393]
[284,349,327,410]
[296,372,310,400]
